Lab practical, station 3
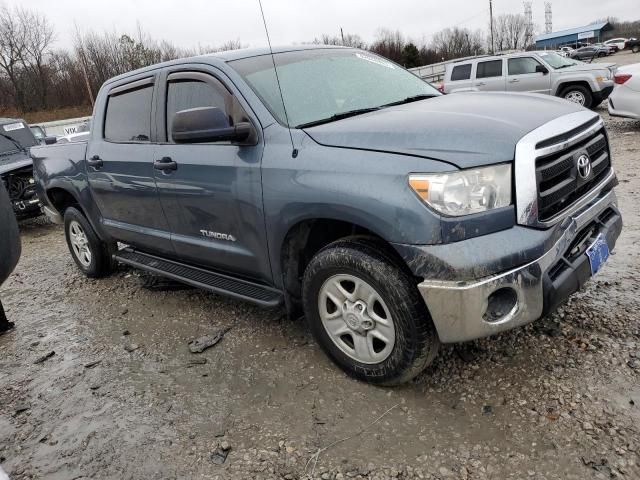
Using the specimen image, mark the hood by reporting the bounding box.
[0,151,33,175]
[561,62,615,73]
[302,92,585,168]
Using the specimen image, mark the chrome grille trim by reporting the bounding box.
[515,111,613,228]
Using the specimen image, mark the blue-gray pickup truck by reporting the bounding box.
[31,45,622,384]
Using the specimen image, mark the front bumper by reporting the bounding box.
[416,188,621,343]
[593,85,614,104]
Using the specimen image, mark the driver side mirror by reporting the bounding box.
[536,65,549,75]
[43,136,57,145]
[171,107,251,144]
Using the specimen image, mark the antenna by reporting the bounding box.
[257,0,298,158]
[523,2,533,47]
[545,2,553,34]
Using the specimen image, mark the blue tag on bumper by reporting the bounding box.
[586,233,610,276]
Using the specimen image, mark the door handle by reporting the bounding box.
[87,155,103,168]
[154,157,177,171]
[509,78,520,83]
[475,82,486,86]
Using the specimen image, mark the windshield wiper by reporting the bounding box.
[555,64,573,69]
[296,107,380,129]
[380,94,437,108]
[0,131,26,154]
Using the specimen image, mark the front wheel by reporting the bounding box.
[633,45,640,54]
[64,207,114,278]
[302,238,439,385]
[560,85,593,109]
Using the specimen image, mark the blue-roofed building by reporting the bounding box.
[535,22,613,49]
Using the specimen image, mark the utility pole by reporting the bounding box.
[489,0,495,54]
[340,27,345,45]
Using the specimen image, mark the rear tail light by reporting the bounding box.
[437,83,445,94]
[614,73,632,85]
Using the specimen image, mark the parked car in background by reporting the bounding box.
[608,64,640,120]
[626,39,640,54]
[31,45,622,384]
[0,180,21,333]
[0,118,42,219]
[604,38,627,51]
[443,51,615,108]
[569,46,608,60]
[594,43,616,54]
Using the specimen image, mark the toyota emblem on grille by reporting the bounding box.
[577,154,592,179]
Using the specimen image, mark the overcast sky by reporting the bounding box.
[10,0,638,50]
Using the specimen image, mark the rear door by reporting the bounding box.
[473,59,505,92]
[86,75,174,255]
[152,66,271,283]
[506,56,551,95]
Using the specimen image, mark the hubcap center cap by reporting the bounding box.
[342,300,374,333]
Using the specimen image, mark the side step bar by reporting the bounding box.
[114,249,283,308]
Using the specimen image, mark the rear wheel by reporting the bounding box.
[633,45,640,54]
[64,207,114,278]
[302,238,439,385]
[560,85,593,109]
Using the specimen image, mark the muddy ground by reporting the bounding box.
[2,62,640,480]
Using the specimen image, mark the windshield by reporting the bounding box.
[230,49,440,128]
[538,52,579,69]
[0,121,37,155]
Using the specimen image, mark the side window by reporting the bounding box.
[476,60,503,79]
[166,79,230,142]
[508,57,542,75]
[104,85,153,142]
[450,64,472,81]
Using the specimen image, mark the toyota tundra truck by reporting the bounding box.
[31,45,622,385]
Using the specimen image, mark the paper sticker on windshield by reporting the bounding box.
[3,122,24,132]
[355,52,395,69]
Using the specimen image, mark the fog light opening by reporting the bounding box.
[483,287,518,323]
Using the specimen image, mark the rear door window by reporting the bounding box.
[476,60,503,79]
[450,64,472,81]
[104,85,153,142]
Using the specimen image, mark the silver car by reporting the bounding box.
[443,51,615,109]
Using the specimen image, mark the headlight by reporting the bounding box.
[409,164,512,216]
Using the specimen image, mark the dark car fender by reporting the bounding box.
[31,143,111,242]
[0,182,21,285]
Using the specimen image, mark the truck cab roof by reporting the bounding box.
[104,44,349,86]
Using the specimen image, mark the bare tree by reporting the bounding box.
[431,27,485,61]
[0,6,27,110]
[312,32,366,49]
[17,7,55,109]
[492,14,532,52]
[369,29,405,63]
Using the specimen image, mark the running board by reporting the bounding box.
[114,249,283,308]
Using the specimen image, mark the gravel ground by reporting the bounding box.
[1,53,640,480]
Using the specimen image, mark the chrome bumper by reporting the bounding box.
[418,188,619,343]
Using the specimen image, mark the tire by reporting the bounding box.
[302,238,439,385]
[64,207,114,278]
[633,45,640,54]
[560,85,593,109]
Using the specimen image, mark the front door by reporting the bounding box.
[87,76,174,255]
[152,68,271,283]
[506,57,551,95]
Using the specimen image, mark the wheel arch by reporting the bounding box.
[556,80,593,97]
[278,217,411,318]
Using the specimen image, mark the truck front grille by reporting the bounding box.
[535,124,611,222]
